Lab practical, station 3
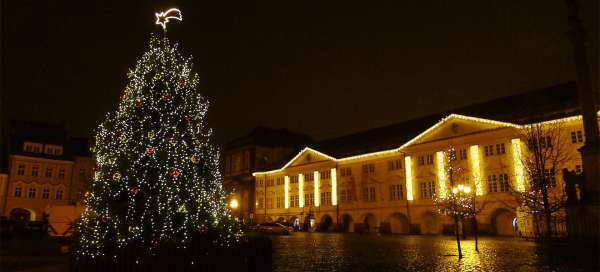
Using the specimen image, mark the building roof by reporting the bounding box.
[225,126,314,150]
[316,82,583,158]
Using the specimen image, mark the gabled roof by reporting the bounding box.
[253,147,336,175]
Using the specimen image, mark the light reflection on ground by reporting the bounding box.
[270,232,596,272]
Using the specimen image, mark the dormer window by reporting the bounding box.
[45,145,63,156]
[23,142,43,153]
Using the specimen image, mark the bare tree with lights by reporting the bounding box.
[75,10,241,258]
[512,122,573,241]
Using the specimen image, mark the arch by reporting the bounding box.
[421,211,440,234]
[491,208,516,236]
[389,213,410,234]
[276,216,285,223]
[362,213,377,233]
[10,207,36,221]
[319,214,334,232]
[341,214,354,232]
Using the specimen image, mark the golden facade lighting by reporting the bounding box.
[436,151,447,197]
[469,145,483,196]
[331,168,337,205]
[314,171,320,207]
[284,176,290,209]
[298,173,304,208]
[404,156,414,200]
[511,139,526,192]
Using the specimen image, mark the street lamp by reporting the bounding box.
[230,199,239,209]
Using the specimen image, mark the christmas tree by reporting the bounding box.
[75,29,241,257]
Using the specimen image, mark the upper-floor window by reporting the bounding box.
[17,164,25,176]
[28,188,37,198]
[389,184,404,201]
[484,145,494,156]
[258,179,263,186]
[340,189,353,203]
[420,181,435,199]
[276,196,282,208]
[362,187,376,202]
[31,166,39,177]
[426,154,434,165]
[459,148,468,160]
[290,175,298,184]
[321,191,332,205]
[79,168,86,182]
[276,177,282,186]
[23,142,43,153]
[46,168,53,178]
[42,189,50,199]
[388,159,402,171]
[496,143,506,155]
[320,170,331,179]
[571,130,584,143]
[257,196,264,209]
[488,174,509,192]
[56,189,64,200]
[340,168,352,177]
[499,174,510,192]
[418,156,425,166]
[544,169,557,188]
[305,172,314,181]
[45,145,63,156]
[305,193,314,207]
[14,186,22,197]
[362,164,375,174]
[58,168,65,179]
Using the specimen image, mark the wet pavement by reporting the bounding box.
[270,232,598,272]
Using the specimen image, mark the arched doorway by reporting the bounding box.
[491,209,516,236]
[389,213,410,234]
[421,212,440,234]
[341,214,354,232]
[10,208,35,221]
[362,213,377,233]
[319,214,334,232]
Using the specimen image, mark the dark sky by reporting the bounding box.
[2,0,593,145]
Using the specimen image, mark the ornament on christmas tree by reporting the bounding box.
[128,226,140,233]
[190,154,201,164]
[112,172,122,181]
[161,94,171,102]
[197,224,208,235]
[129,185,141,196]
[147,130,155,140]
[178,78,187,87]
[177,203,188,213]
[169,168,181,179]
[89,145,96,153]
[169,137,177,146]
[127,68,135,78]
[146,147,156,155]
[100,213,111,223]
[135,98,143,108]
[119,133,127,142]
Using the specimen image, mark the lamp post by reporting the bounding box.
[451,184,471,259]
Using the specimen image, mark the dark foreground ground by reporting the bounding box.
[1,232,598,271]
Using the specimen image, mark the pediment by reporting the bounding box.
[406,114,518,146]
[284,148,336,168]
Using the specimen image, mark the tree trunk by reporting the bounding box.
[472,216,479,252]
[454,216,462,258]
[541,187,553,240]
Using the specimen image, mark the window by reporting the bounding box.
[320,170,331,179]
[276,196,282,208]
[276,177,282,185]
[305,172,314,181]
[426,154,434,165]
[28,188,36,198]
[305,193,314,206]
[499,174,510,192]
[420,181,435,199]
[577,131,584,143]
[56,189,64,200]
[14,186,22,197]
[258,197,264,208]
[290,176,298,184]
[291,195,298,207]
[24,142,43,153]
[340,168,352,177]
[294,195,299,207]
[496,143,506,155]
[540,136,552,148]
[78,169,86,181]
[362,164,375,174]
[388,159,402,171]
[449,149,457,161]
[488,175,498,193]
[58,168,65,179]
[571,131,584,144]
[42,189,50,199]
[258,179,263,186]
[545,169,557,188]
[571,132,577,143]
[484,145,494,156]
[31,166,39,177]
[418,156,425,166]
[46,168,53,178]
[321,192,332,205]
[17,164,25,175]
[390,184,404,201]
[362,187,376,202]
[459,149,468,160]
[340,189,353,203]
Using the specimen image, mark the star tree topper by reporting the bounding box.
[155,8,182,30]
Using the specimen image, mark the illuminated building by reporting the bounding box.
[251,83,598,236]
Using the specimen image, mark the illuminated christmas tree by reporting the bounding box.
[75,24,240,257]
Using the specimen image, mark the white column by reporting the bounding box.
[284,176,290,209]
[314,171,320,207]
[298,173,304,208]
[469,145,484,195]
[331,168,337,205]
[405,156,414,200]
[436,151,447,197]
[511,139,526,192]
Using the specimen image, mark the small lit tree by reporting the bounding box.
[513,122,572,240]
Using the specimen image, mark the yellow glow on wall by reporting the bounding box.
[298,173,304,208]
[284,176,290,209]
[511,139,526,192]
[435,151,447,197]
[314,171,320,207]
[469,145,483,196]
[404,156,414,200]
[331,168,337,205]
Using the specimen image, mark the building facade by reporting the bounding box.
[252,112,597,236]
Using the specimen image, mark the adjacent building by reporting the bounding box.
[251,83,598,237]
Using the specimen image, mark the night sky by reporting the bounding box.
[2,1,593,145]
